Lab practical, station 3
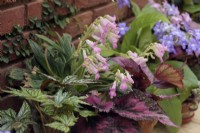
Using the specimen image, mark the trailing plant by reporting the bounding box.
[0,0,77,63]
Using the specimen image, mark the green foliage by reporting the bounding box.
[46,114,77,133]
[0,101,34,133]
[183,4,200,13]
[28,33,74,79]
[153,88,182,133]
[121,6,169,53]
[130,0,141,16]
[5,88,48,103]
[166,61,199,102]
[6,68,27,86]
[5,88,94,132]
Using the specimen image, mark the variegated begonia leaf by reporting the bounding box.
[113,89,178,127]
[75,115,140,133]
[85,95,114,112]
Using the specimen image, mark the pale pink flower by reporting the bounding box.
[109,81,117,99]
[181,13,192,23]
[127,51,154,83]
[83,50,87,59]
[153,43,168,62]
[95,54,107,64]
[86,40,101,54]
[105,15,116,22]
[170,16,182,27]
[108,32,119,49]
[127,51,148,67]
[120,81,128,91]
[125,71,134,84]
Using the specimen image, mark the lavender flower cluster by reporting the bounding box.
[149,0,192,30]
[153,21,200,55]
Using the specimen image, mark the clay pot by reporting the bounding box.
[138,120,158,133]
[182,101,198,124]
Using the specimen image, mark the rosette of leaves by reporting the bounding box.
[0,101,34,133]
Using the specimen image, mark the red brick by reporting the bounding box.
[0,61,24,90]
[0,40,4,56]
[134,0,148,9]
[0,32,31,62]
[55,11,93,37]
[93,3,129,20]
[75,0,111,9]
[54,0,73,16]
[0,5,25,35]
[26,0,43,24]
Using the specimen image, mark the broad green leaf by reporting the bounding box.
[138,26,156,51]
[46,114,77,133]
[100,45,116,57]
[5,88,48,103]
[28,39,49,74]
[131,1,141,16]
[0,101,33,133]
[121,10,169,52]
[166,61,199,102]
[153,88,182,133]
[183,5,200,13]
[79,110,97,117]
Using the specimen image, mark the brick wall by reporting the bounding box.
[0,0,148,90]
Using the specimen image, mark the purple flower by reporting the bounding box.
[0,131,11,133]
[117,0,131,8]
[118,22,130,36]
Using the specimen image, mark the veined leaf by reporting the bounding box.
[113,89,177,127]
[0,101,33,133]
[46,114,77,133]
[76,115,140,133]
[5,88,48,103]
[154,63,184,90]
[85,95,114,112]
[166,61,199,102]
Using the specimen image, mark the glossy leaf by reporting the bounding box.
[75,115,140,133]
[154,63,184,90]
[121,9,169,52]
[85,95,114,112]
[113,89,177,127]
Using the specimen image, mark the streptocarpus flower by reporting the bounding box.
[109,81,117,99]
[86,40,101,54]
[92,16,120,49]
[82,51,109,80]
[83,58,100,80]
[127,51,154,83]
[117,0,131,8]
[153,43,168,62]
[118,22,130,36]
[109,70,134,99]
